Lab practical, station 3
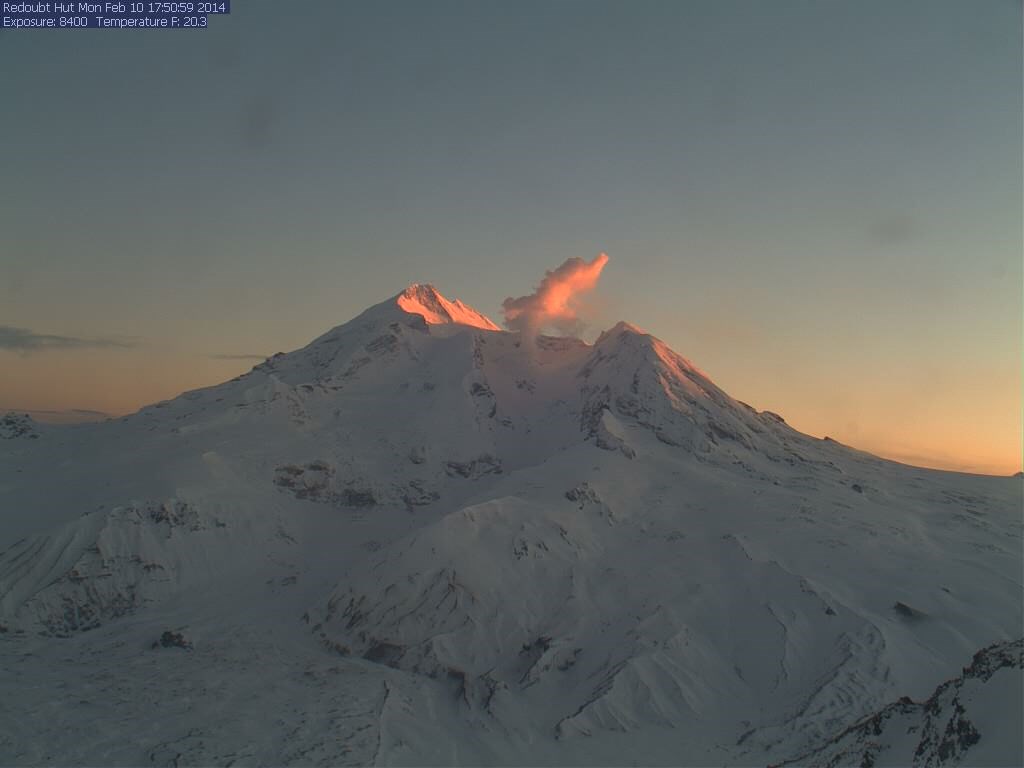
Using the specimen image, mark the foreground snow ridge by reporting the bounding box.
[1,285,1021,767]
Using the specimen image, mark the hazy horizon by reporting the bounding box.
[1,0,1021,475]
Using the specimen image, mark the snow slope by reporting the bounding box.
[774,639,1024,768]
[1,284,1020,766]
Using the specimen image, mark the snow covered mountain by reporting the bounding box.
[1,285,1021,766]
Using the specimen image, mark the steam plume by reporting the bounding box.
[502,253,609,337]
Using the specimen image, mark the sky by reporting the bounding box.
[1,0,1021,475]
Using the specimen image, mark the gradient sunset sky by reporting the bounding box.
[1,1,1021,474]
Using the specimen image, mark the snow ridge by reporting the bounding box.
[0,284,1020,767]
[774,639,1024,768]
[396,283,501,331]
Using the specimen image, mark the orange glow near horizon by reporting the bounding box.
[789,402,1021,477]
[3,324,1019,477]
[2,269,1021,478]
[0,349,257,419]
[683,346,1022,477]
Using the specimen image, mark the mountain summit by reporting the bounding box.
[395,283,502,331]
[1,286,1020,767]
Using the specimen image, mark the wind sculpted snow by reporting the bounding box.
[1,286,1021,766]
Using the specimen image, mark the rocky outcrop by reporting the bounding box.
[444,454,502,479]
[0,500,228,636]
[0,413,37,440]
[273,462,379,507]
[775,638,1024,768]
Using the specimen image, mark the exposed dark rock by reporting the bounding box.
[773,638,1023,768]
[893,601,927,620]
[1,413,37,440]
[402,480,439,509]
[147,501,204,530]
[565,483,602,507]
[275,461,379,507]
[557,648,582,671]
[341,356,372,378]
[363,641,405,667]
[340,488,376,507]
[153,630,192,650]
[445,455,502,479]
[364,333,398,354]
[565,482,615,522]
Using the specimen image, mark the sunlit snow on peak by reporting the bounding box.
[395,283,501,331]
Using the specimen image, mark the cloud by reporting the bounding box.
[208,353,268,361]
[502,253,610,337]
[0,325,136,353]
